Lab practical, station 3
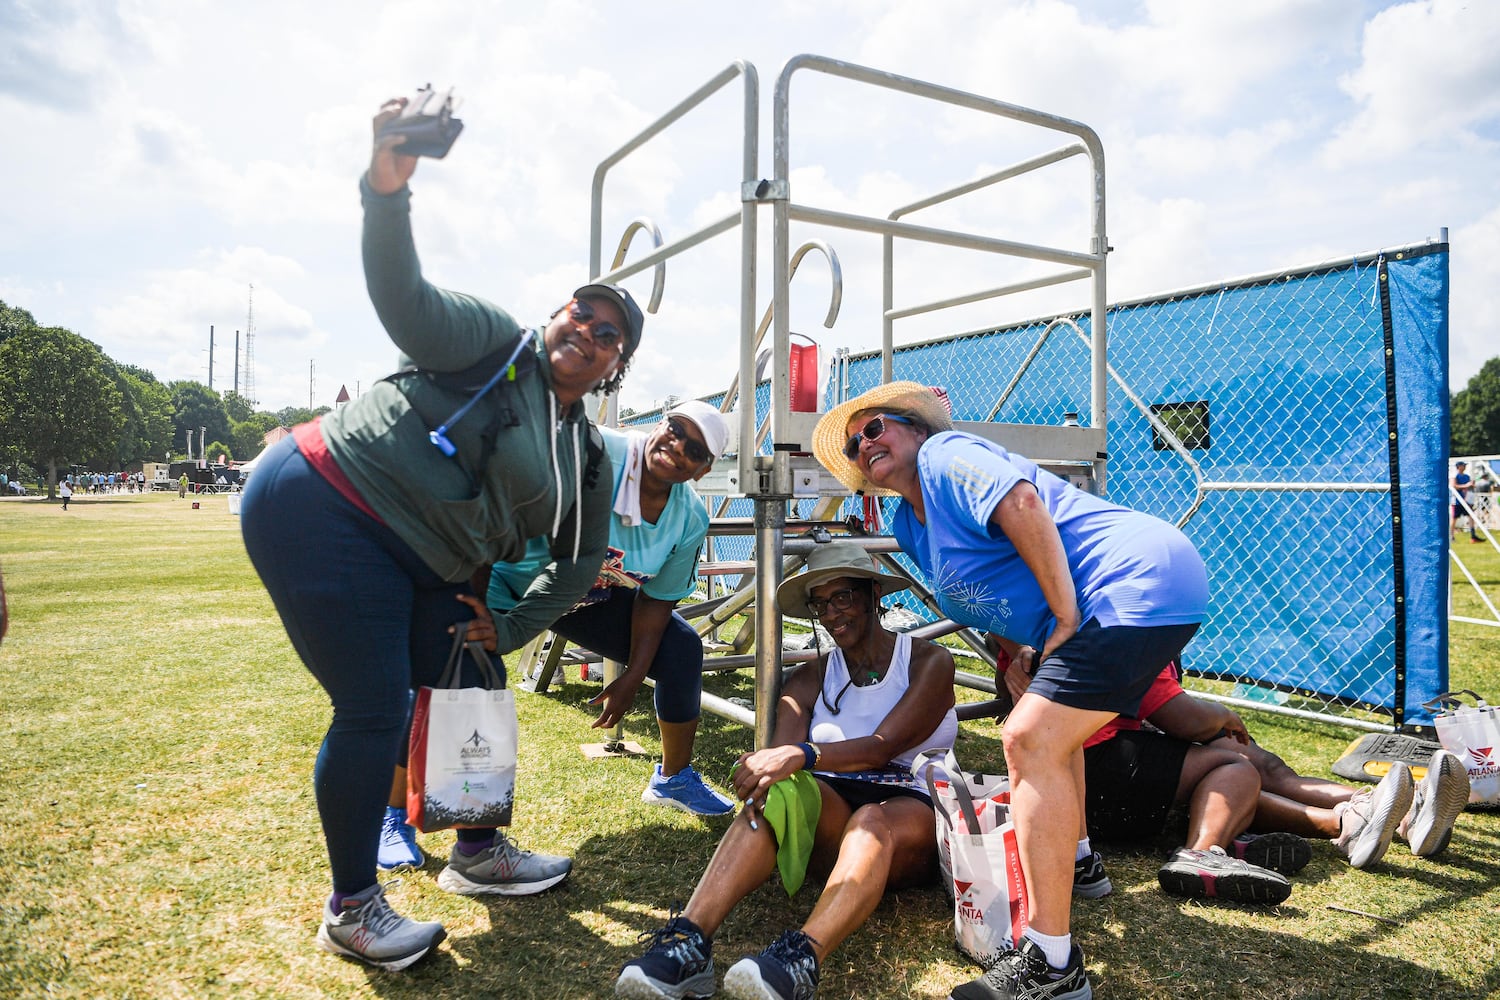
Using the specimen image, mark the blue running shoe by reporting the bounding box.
[377,806,424,871]
[723,929,819,1000]
[642,765,735,816]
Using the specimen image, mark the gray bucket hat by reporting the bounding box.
[775,541,915,619]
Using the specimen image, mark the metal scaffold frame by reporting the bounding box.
[555,55,1109,747]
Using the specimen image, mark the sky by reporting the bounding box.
[1,0,1497,417]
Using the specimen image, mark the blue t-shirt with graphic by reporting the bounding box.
[891,432,1208,647]
[489,427,709,610]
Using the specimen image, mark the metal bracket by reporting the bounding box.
[743,178,790,202]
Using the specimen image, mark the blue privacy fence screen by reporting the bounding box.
[656,243,1449,730]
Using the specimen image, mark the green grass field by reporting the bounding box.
[2,492,1498,999]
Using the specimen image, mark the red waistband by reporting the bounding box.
[293,419,385,525]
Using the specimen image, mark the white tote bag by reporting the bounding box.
[922,751,1028,967]
[408,635,518,832]
[1429,690,1500,807]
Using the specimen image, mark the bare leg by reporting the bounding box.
[800,796,936,961]
[1226,738,1353,809]
[1174,745,1261,850]
[658,718,699,777]
[1248,790,1342,839]
[388,765,407,809]
[682,809,787,937]
[1002,695,1115,937]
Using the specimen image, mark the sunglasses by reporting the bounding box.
[664,417,712,464]
[805,587,860,618]
[842,413,914,461]
[567,299,625,348]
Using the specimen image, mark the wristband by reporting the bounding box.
[798,742,817,770]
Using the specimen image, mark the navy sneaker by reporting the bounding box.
[1158,846,1291,905]
[1230,831,1311,875]
[642,764,736,816]
[615,910,716,999]
[1072,850,1112,898]
[949,937,1091,1000]
[722,929,819,1000]
[376,806,425,871]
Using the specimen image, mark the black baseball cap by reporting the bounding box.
[573,283,644,358]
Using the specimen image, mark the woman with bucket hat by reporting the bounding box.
[615,541,958,1000]
[812,382,1209,1000]
[240,96,645,972]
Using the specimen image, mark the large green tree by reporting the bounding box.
[1451,357,1500,456]
[168,381,231,459]
[0,327,124,495]
[230,412,281,461]
[0,300,38,344]
[88,363,175,468]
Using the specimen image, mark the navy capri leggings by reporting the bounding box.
[241,434,493,894]
[548,586,703,723]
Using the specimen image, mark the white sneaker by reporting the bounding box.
[315,882,445,971]
[436,832,572,896]
[1334,763,1414,869]
[1400,749,1470,856]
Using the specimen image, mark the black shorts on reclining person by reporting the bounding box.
[1082,729,1190,842]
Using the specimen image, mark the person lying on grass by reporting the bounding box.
[997,656,1471,905]
[614,541,958,1000]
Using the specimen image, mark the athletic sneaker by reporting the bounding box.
[948,937,1091,1000]
[1157,846,1291,905]
[615,911,716,999]
[722,929,820,1000]
[1230,831,1312,875]
[376,805,425,871]
[643,764,736,816]
[315,882,445,972]
[1399,749,1469,857]
[1333,762,1414,869]
[1072,850,1112,898]
[435,832,571,896]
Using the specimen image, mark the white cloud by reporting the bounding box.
[1326,0,1500,164]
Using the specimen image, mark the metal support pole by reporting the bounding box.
[753,496,786,748]
[601,658,626,752]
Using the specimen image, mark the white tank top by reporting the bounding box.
[807,632,959,769]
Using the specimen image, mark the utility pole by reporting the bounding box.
[208,325,215,391]
[234,330,240,396]
[309,359,316,410]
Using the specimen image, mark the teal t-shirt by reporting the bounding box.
[488,427,709,610]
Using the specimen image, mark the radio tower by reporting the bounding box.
[242,284,257,406]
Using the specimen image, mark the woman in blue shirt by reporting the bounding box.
[812,382,1208,1000]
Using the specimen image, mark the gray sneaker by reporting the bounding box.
[436,832,572,896]
[1334,763,1414,869]
[1400,749,1470,856]
[315,882,445,971]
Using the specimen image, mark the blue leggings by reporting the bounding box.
[241,435,495,893]
[548,587,703,723]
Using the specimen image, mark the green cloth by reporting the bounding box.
[762,770,823,896]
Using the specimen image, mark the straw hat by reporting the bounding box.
[811,381,954,495]
[775,541,914,619]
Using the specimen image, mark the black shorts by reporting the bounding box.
[1028,618,1200,715]
[815,772,932,810]
[1082,729,1189,841]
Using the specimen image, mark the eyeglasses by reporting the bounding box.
[805,587,860,618]
[842,413,914,460]
[663,417,712,464]
[567,299,625,348]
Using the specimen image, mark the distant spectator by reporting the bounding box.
[178,474,188,499]
[59,480,72,511]
[1453,461,1479,542]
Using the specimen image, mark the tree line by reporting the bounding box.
[0,299,328,496]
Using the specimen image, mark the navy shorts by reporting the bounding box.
[1027,618,1200,715]
[1083,729,1189,841]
